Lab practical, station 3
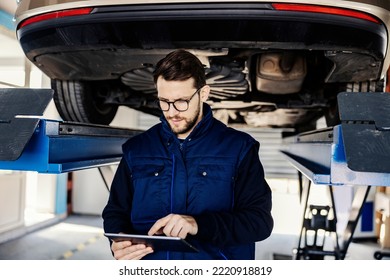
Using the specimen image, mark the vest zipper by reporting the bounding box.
[170,153,175,213]
[167,153,175,261]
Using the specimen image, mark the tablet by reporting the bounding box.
[104,233,199,253]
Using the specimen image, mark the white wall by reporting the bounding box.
[0,172,26,233]
[72,168,111,215]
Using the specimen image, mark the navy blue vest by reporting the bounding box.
[122,104,257,259]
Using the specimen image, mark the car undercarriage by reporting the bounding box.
[15,2,389,132]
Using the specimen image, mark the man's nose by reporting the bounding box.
[167,104,179,116]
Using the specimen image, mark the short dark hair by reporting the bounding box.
[153,49,206,89]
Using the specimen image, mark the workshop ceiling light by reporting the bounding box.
[18,7,93,29]
[272,3,380,24]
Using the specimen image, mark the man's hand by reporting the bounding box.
[111,240,153,260]
[148,213,198,239]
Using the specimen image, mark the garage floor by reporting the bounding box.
[0,214,113,260]
[0,214,388,260]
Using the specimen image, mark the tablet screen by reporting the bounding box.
[104,233,199,253]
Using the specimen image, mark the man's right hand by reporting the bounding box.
[111,240,153,260]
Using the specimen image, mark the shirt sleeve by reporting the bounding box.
[194,143,274,247]
[102,158,134,235]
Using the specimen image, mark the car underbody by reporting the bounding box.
[16,2,389,132]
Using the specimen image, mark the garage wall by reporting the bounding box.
[0,172,26,234]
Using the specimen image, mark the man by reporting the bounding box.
[102,49,273,260]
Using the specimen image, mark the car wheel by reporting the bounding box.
[52,80,118,125]
[325,80,385,127]
[374,251,383,260]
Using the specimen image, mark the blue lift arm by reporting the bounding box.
[0,119,142,173]
[0,88,142,173]
[281,92,390,186]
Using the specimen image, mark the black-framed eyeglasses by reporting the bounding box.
[157,87,202,112]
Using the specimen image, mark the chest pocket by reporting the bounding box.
[131,164,165,180]
[130,162,170,226]
[198,164,235,182]
[190,161,236,212]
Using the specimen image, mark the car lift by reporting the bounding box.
[281,91,390,260]
[1,89,389,259]
[0,88,142,181]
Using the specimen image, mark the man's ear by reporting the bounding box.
[200,85,210,101]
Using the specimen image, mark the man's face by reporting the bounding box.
[157,77,209,139]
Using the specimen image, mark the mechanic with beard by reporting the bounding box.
[102,49,273,260]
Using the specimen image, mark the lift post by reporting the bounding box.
[281,92,390,259]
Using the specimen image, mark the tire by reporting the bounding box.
[346,80,385,93]
[374,251,383,260]
[52,80,118,125]
[325,80,385,127]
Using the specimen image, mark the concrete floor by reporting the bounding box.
[0,214,389,260]
[0,214,113,260]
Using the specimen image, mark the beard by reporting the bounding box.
[167,102,201,137]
